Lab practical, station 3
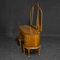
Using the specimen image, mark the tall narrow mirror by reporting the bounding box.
[31,5,38,29]
[30,3,42,31]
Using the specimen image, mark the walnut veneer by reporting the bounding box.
[18,3,43,58]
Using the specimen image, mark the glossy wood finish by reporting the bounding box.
[18,3,43,58]
[18,25,41,57]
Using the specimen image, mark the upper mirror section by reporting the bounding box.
[30,3,43,32]
[32,5,38,28]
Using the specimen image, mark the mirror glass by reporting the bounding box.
[32,5,38,28]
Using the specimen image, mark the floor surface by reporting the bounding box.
[0,36,60,60]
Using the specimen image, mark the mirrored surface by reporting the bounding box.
[32,5,38,28]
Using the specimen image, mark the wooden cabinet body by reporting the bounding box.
[18,25,40,48]
[18,25,41,57]
[24,33,40,48]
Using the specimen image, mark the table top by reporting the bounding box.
[19,25,40,34]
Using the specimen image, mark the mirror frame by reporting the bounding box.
[30,3,43,32]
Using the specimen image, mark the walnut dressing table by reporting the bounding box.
[18,3,43,58]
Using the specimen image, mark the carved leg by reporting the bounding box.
[38,48,40,55]
[28,49,30,58]
[23,45,25,54]
[19,39,21,47]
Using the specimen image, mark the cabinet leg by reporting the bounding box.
[28,49,30,58]
[23,46,25,54]
[38,48,40,55]
[19,39,21,47]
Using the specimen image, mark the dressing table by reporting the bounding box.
[18,3,43,58]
